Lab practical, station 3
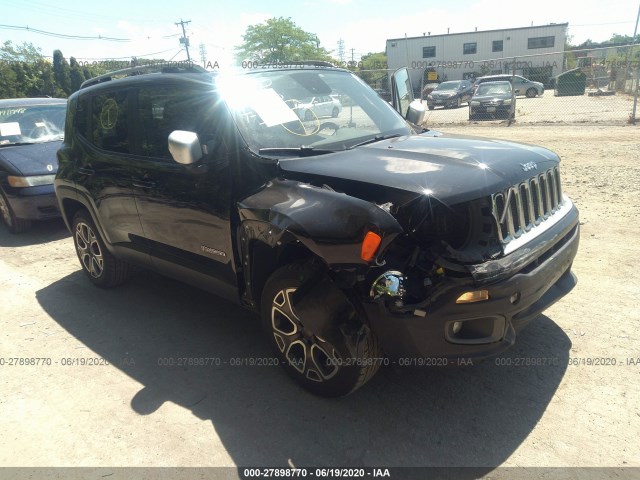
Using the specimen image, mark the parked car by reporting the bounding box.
[473,74,544,98]
[292,95,342,121]
[56,63,579,397]
[426,80,474,109]
[421,82,440,98]
[0,97,66,233]
[469,81,515,120]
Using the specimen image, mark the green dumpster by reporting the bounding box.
[553,68,587,96]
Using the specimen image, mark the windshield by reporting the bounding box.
[0,103,66,146]
[435,82,460,91]
[217,69,410,155]
[476,83,512,96]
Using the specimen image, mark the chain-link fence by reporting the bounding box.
[355,44,640,126]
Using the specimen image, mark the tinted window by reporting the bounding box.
[91,91,129,154]
[135,85,215,159]
[76,97,89,140]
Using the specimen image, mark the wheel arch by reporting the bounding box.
[238,219,322,310]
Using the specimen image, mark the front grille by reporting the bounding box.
[492,166,564,244]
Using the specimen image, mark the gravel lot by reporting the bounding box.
[424,91,637,125]
[1,124,639,477]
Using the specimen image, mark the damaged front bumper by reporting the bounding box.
[363,203,580,360]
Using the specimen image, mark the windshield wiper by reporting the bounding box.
[348,134,403,149]
[258,146,336,157]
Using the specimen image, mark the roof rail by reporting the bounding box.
[80,62,208,89]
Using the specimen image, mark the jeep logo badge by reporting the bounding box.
[520,162,537,172]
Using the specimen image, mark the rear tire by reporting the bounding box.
[0,190,31,234]
[331,107,339,118]
[72,209,129,288]
[261,262,382,397]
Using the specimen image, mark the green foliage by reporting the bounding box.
[53,50,72,96]
[236,17,332,64]
[355,52,388,88]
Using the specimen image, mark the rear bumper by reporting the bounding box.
[4,184,60,220]
[364,205,579,360]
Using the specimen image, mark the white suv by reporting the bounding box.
[473,75,544,98]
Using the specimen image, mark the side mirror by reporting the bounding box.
[391,68,426,126]
[406,99,426,126]
[168,130,203,165]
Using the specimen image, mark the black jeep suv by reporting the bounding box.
[55,63,579,396]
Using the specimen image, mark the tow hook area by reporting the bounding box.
[292,274,371,358]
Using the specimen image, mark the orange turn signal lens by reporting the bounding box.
[361,231,382,262]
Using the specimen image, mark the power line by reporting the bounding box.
[0,23,130,42]
[0,23,180,42]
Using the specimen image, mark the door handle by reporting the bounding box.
[132,179,156,189]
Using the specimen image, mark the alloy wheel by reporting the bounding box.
[75,222,104,278]
[271,288,340,382]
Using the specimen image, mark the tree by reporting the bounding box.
[69,57,87,92]
[0,41,57,98]
[236,17,332,64]
[53,50,71,96]
[356,52,388,88]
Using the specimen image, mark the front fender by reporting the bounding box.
[237,178,402,266]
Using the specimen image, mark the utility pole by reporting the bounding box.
[337,39,345,63]
[175,19,192,62]
[199,43,207,65]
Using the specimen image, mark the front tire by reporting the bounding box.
[0,190,31,234]
[526,88,537,98]
[331,107,339,118]
[72,210,129,288]
[261,263,382,397]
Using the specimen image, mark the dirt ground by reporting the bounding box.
[423,92,637,125]
[0,124,639,477]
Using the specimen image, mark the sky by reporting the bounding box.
[2,0,638,66]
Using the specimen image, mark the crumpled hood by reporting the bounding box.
[0,140,61,176]
[278,133,560,206]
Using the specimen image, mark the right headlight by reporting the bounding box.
[471,101,480,106]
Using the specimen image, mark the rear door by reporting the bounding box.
[71,89,150,266]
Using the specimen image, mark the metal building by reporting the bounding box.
[386,23,568,88]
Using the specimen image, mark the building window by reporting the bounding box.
[463,42,477,55]
[528,36,555,49]
[492,40,503,52]
[422,46,436,58]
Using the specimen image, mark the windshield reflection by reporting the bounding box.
[217,69,410,156]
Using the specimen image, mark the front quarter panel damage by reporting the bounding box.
[237,178,403,267]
